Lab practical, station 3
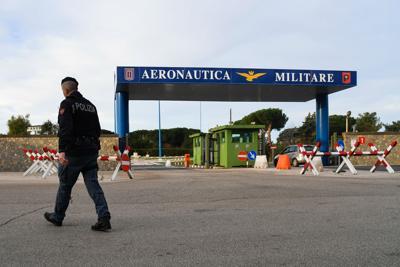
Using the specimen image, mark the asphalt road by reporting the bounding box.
[1,169,400,266]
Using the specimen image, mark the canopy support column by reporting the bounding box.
[115,92,129,151]
[316,93,329,165]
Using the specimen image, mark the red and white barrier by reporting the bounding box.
[22,145,134,181]
[298,141,397,176]
[298,142,320,176]
[334,141,360,174]
[42,147,59,178]
[23,148,58,178]
[98,145,133,181]
[369,141,397,174]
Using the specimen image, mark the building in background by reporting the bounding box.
[27,125,42,135]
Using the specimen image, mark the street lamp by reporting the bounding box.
[158,101,162,157]
[199,101,202,133]
[346,111,351,133]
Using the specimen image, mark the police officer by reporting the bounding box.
[44,77,111,231]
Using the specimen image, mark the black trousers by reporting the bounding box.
[53,153,111,222]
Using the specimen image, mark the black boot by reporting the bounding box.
[44,212,62,226]
[91,218,111,232]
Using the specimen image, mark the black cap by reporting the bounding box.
[61,77,78,86]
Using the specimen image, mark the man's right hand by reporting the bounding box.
[58,152,69,166]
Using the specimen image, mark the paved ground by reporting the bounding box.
[1,168,400,266]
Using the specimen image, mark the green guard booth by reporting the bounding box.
[189,133,206,166]
[191,125,264,168]
[210,125,264,168]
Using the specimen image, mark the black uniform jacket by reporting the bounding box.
[58,91,101,156]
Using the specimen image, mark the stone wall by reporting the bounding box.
[0,135,119,171]
[342,132,400,166]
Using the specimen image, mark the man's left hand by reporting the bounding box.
[58,152,69,166]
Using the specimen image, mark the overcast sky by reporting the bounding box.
[0,0,399,140]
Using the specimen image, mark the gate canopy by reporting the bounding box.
[115,66,357,102]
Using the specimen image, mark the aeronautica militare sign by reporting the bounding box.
[117,66,356,86]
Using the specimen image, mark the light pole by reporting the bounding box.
[158,101,162,157]
[346,111,351,133]
[199,101,202,133]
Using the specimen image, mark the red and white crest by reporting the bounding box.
[342,72,351,84]
[124,68,135,81]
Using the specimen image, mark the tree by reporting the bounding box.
[128,128,198,156]
[329,114,356,136]
[355,112,382,132]
[40,120,58,135]
[277,127,300,146]
[234,108,288,146]
[101,129,115,135]
[282,113,357,145]
[7,114,31,136]
[384,121,400,132]
[297,112,316,143]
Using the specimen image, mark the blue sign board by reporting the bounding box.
[247,150,257,161]
[114,65,357,159]
[117,66,357,87]
[338,140,345,150]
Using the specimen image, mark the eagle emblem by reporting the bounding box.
[237,70,266,82]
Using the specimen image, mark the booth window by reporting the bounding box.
[195,139,200,147]
[214,133,219,141]
[232,131,252,143]
[221,132,225,143]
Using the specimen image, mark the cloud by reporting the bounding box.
[0,0,399,138]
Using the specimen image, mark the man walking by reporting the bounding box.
[44,77,111,231]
